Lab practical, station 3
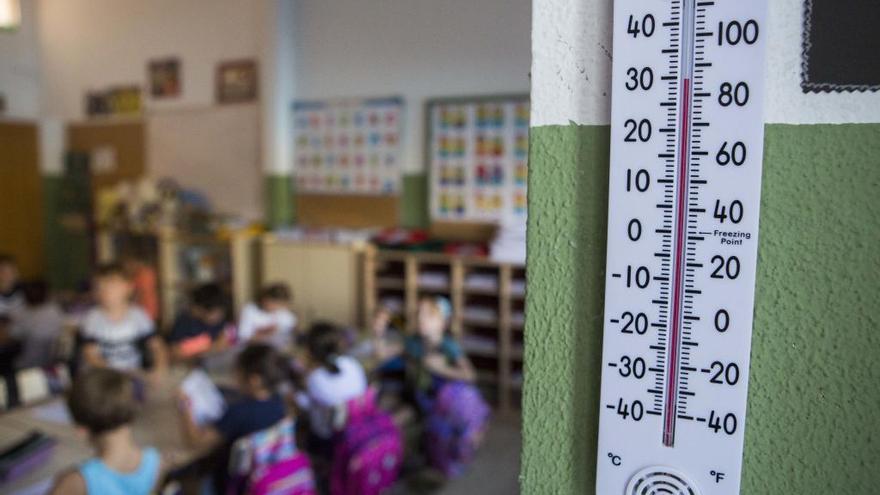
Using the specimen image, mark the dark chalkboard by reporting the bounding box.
[802,0,880,92]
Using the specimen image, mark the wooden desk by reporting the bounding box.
[0,368,209,494]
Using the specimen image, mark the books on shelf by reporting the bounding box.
[418,271,449,289]
[464,273,499,292]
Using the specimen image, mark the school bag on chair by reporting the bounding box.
[425,381,491,478]
[330,387,403,495]
[228,417,317,495]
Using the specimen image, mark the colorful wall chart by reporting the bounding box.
[293,97,403,195]
[428,96,529,222]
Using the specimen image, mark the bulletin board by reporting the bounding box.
[802,0,880,92]
[426,95,529,223]
[293,97,404,195]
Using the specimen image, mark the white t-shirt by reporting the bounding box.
[237,303,297,348]
[81,306,155,371]
[305,355,368,438]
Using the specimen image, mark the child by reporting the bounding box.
[178,343,288,490]
[168,283,230,361]
[80,264,168,379]
[49,368,163,495]
[13,280,64,370]
[302,321,368,440]
[237,283,297,349]
[373,296,475,410]
[121,251,159,322]
[0,254,23,318]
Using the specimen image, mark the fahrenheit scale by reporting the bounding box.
[596,1,768,494]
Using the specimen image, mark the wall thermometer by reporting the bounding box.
[596,0,768,494]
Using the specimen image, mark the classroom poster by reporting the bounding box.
[293,97,404,195]
[429,96,529,222]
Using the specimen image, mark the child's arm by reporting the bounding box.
[371,309,403,361]
[424,352,477,383]
[147,335,169,378]
[80,342,107,368]
[177,392,223,450]
[49,469,86,495]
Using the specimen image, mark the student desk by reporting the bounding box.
[0,367,215,495]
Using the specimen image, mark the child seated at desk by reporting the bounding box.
[13,280,64,370]
[168,283,231,361]
[49,368,164,495]
[79,264,168,380]
[0,254,23,318]
[237,283,297,349]
[178,343,289,491]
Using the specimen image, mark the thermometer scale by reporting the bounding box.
[596,1,768,494]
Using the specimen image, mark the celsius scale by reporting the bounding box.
[596,0,768,494]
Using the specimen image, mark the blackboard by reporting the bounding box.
[802,0,880,92]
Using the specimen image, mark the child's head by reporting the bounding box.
[67,368,137,437]
[418,296,451,343]
[306,321,342,374]
[93,263,133,310]
[22,280,50,308]
[235,343,287,395]
[190,283,227,326]
[257,283,291,313]
[0,254,18,292]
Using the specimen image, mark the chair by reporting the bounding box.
[16,368,51,405]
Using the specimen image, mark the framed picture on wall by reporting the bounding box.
[216,59,258,104]
[148,57,181,98]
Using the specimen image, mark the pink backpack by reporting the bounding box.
[330,388,403,495]
[228,417,317,495]
[425,382,490,477]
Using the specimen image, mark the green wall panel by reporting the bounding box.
[265,174,294,228]
[521,123,880,494]
[401,172,429,229]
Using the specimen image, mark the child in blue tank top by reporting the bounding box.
[49,368,163,495]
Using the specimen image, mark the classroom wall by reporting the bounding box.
[293,0,532,175]
[522,0,880,493]
[36,0,259,120]
[0,0,40,119]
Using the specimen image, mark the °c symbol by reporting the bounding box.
[710,470,725,483]
[607,452,622,466]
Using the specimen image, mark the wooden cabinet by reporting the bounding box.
[260,236,367,330]
[364,249,526,412]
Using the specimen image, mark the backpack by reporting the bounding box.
[424,381,491,477]
[330,388,403,495]
[228,417,317,495]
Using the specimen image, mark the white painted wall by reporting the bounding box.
[294,0,532,172]
[531,0,880,126]
[37,0,260,120]
[0,0,40,119]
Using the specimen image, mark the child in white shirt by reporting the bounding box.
[302,321,367,439]
[237,283,297,349]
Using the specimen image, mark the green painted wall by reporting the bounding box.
[521,124,880,494]
[265,174,294,228]
[401,172,429,228]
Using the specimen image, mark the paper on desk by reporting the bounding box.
[180,369,226,426]
[32,401,71,426]
[10,476,52,495]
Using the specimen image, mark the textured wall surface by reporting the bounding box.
[521,123,880,494]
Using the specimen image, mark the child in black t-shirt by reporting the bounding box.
[168,283,231,361]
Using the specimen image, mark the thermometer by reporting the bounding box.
[596,1,768,494]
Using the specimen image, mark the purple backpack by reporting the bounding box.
[228,418,317,495]
[330,388,403,495]
[425,382,491,477]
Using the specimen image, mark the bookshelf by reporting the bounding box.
[364,248,525,412]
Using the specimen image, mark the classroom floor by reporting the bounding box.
[392,412,522,495]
